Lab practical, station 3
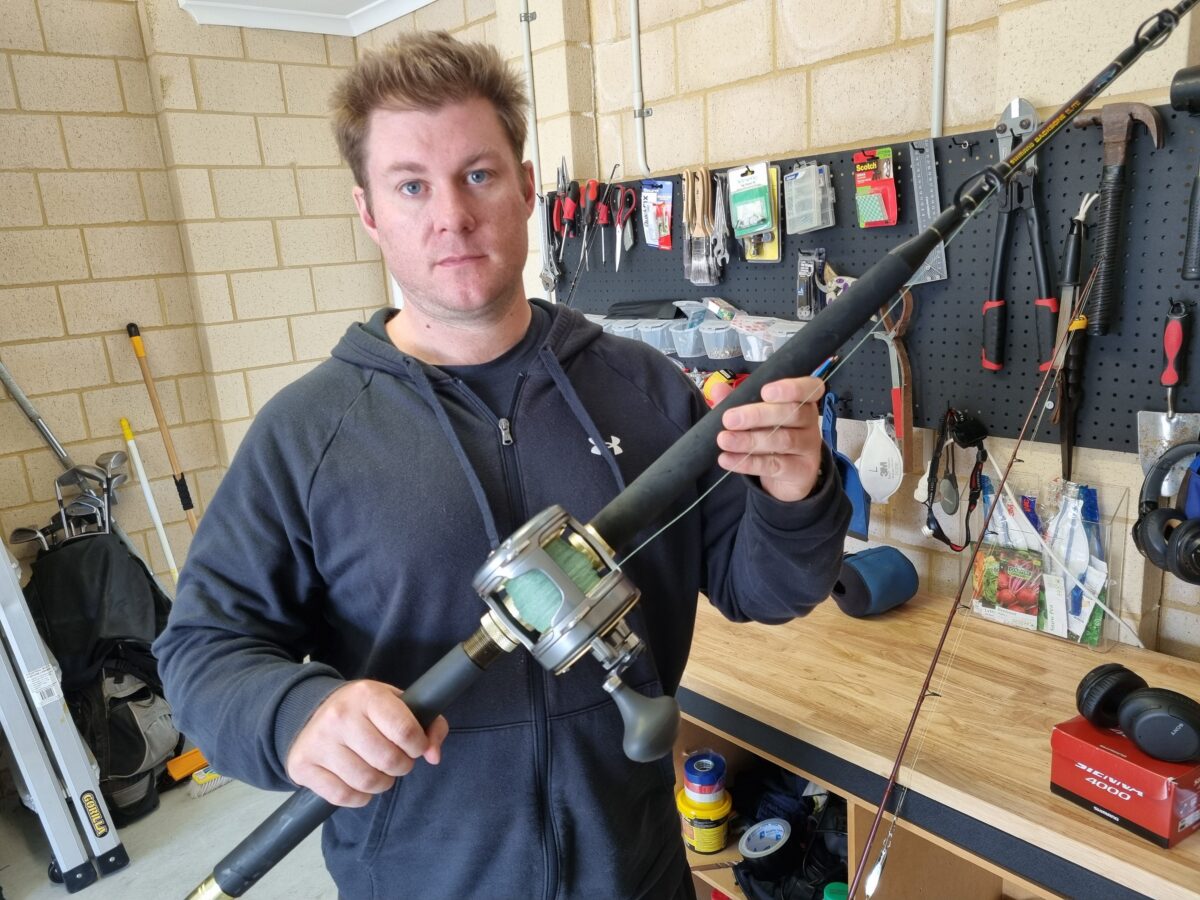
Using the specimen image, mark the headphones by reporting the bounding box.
[1076,663,1200,763]
[922,408,988,552]
[1131,441,1200,585]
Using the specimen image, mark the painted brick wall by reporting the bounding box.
[1,0,389,586]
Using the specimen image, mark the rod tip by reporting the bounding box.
[126,323,140,337]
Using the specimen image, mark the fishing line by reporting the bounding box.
[872,268,1103,842]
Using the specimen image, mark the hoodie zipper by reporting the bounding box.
[451,374,560,897]
[501,376,561,900]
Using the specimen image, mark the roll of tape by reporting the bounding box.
[684,751,726,786]
[737,817,799,881]
[683,784,725,806]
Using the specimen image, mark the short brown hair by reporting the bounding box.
[331,31,528,195]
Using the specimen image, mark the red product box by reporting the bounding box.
[1050,715,1200,848]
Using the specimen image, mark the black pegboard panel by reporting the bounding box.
[562,105,1200,453]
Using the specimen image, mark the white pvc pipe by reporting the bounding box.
[630,0,651,175]
[931,0,948,137]
[122,418,178,585]
[519,0,554,297]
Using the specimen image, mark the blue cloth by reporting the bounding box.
[154,300,851,900]
[1184,456,1200,519]
[822,392,870,540]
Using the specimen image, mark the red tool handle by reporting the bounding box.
[552,192,563,234]
[1034,296,1059,372]
[1163,302,1189,386]
[598,200,611,226]
[890,387,905,439]
[563,181,580,236]
[581,178,599,223]
[982,299,1006,371]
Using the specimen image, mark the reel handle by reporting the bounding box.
[607,677,681,762]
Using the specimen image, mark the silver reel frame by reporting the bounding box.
[472,505,643,678]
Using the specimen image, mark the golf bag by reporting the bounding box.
[23,533,181,825]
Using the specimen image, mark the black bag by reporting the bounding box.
[23,534,180,825]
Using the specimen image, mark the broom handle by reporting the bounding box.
[126,324,199,534]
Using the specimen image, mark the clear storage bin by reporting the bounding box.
[609,320,640,340]
[768,320,804,354]
[638,320,674,352]
[734,318,776,362]
[699,321,741,359]
[671,321,706,357]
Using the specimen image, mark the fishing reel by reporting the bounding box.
[472,505,680,762]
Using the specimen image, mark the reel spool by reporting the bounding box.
[472,505,679,761]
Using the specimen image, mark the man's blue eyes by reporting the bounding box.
[399,171,490,195]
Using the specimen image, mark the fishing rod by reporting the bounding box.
[186,5,1198,896]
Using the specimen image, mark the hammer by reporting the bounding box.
[1074,102,1164,335]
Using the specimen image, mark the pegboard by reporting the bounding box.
[561,105,1200,453]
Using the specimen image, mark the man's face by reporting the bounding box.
[353,96,535,324]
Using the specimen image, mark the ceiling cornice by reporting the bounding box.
[178,0,430,37]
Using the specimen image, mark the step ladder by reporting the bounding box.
[0,546,129,892]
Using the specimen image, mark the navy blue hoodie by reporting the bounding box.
[155,301,850,899]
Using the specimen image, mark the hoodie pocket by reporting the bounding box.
[358,782,401,864]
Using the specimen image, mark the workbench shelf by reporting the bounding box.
[677,713,1057,900]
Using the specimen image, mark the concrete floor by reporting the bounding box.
[0,779,335,899]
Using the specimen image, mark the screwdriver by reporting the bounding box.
[563,181,580,239]
[579,179,599,270]
[597,197,611,266]
[554,189,568,260]
[1162,300,1191,418]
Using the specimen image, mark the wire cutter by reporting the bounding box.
[614,186,638,272]
[872,288,915,472]
[982,98,1058,373]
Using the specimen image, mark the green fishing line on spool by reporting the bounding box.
[505,538,601,632]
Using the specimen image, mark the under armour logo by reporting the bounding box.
[589,436,623,456]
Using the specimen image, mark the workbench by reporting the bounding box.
[674,594,1200,899]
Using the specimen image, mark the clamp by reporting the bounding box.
[982,98,1058,373]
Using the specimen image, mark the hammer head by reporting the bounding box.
[1074,102,1165,162]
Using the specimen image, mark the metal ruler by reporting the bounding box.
[905,138,949,286]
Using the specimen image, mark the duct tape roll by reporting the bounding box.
[831,546,918,618]
[684,750,726,786]
[737,817,801,881]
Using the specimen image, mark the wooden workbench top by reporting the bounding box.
[680,593,1200,899]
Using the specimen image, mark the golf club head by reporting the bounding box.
[56,468,94,497]
[66,496,104,517]
[9,527,48,552]
[74,463,107,487]
[96,450,128,475]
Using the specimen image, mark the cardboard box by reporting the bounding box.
[1050,715,1200,848]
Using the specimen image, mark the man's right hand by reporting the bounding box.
[285,680,449,807]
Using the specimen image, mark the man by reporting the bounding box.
[155,31,850,900]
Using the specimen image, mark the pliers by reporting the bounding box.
[872,289,915,472]
[982,98,1058,373]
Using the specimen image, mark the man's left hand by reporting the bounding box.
[708,376,825,503]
